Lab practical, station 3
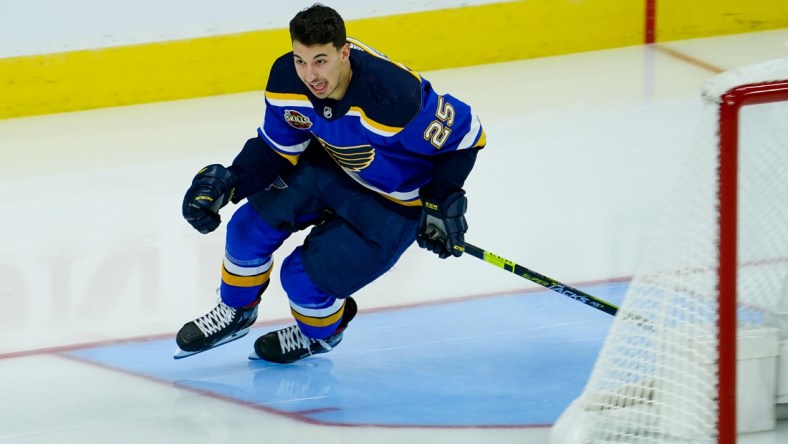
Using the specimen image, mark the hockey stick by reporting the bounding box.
[463,242,619,316]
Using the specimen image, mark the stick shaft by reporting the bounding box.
[463,242,619,316]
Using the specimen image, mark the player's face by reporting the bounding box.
[292,41,351,100]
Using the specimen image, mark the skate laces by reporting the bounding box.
[194,302,236,336]
[276,325,332,355]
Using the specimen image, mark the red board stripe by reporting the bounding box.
[645,0,656,44]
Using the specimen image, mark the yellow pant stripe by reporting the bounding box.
[290,304,345,328]
[221,264,273,287]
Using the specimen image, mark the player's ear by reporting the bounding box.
[340,43,350,60]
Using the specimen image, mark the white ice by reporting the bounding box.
[2,29,788,443]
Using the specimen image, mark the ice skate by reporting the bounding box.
[249,297,356,364]
[174,299,258,359]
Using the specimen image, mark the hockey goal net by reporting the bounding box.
[551,57,788,444]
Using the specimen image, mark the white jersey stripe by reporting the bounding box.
[266,97,313,108]
[457,111,483,150]
[343,169,420,202]
[258,124,310,155]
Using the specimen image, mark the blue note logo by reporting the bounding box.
[315,136,375,172]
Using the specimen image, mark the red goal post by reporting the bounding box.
[716,75,788,443]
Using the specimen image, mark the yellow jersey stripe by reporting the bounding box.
[347,106,403,136]
[265,91,311,104]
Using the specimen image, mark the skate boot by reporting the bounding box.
[174,299,258,359]
[249,297,357,364]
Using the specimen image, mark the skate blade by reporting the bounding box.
[172,327,251,360]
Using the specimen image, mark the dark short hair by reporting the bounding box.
[289,3,347,49]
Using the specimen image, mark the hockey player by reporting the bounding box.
[175,3,486,364]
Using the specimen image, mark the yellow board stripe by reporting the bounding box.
[0,1,642,120]
[222,265,273,288]
[3,1,787,120]
[656,0,788,41]
[0,28,292,119]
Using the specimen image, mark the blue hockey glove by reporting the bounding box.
[182,164,237,234]
[417,190,468,259]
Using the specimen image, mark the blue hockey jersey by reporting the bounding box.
[257,38,486,206]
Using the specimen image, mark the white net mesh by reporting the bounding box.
[551,57,788,443]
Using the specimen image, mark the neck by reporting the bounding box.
[330,65,353,100]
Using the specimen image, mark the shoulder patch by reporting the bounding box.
[283,110,312,130]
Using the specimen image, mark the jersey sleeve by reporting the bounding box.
[257,98,313,165]
[394,85,486,157]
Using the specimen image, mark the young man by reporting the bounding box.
[175,3,486,364]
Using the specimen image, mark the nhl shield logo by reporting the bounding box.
[323,106,333,119]
[283,110,312,130]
